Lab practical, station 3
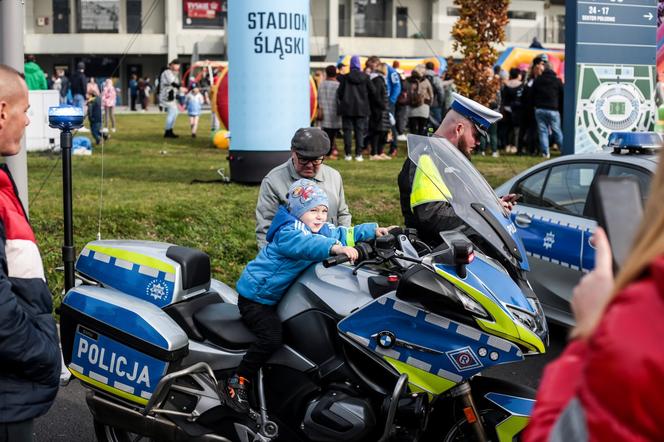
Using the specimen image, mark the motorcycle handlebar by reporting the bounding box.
[323,254,351,268]
[323,242,374,268]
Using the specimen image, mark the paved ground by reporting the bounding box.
[33,323,567,441]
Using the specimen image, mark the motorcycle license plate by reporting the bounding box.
[69,325,168,402]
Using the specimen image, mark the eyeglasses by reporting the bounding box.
[296,155,324,166]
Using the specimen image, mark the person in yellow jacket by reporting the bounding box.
[397,93,517,246]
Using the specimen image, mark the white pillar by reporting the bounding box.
[0,0,29,214]
[166,0,178,62]
[328,0,339,48]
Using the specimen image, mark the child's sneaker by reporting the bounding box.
[224,375,250,413]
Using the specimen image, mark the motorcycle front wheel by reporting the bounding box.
[93,420,154,442]
[441,408,508,442]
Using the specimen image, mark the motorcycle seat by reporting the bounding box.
[193,303,257,350]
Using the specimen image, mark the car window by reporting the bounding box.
[541,163,599,215]
[607,164,651,206]
[514,169,548,206]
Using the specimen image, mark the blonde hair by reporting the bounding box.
[577,147,664,337]
[413,64,426,77]
[374,63,388,76]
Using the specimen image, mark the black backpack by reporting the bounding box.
[425,75,440,108]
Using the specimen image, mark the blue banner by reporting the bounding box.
[227,0,310,152]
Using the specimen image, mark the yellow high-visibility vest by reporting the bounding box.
[410,154,452,209]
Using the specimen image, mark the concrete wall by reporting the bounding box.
[24,0,566,61]
[311,0,328,37]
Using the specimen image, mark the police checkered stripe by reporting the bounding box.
[89,370,108,383]
[525,251,579,271]
[81,248,176,288]
[374,346,401,359]
[437,368,463,383]
[424,313,450,329]
[515,212,587,232]
[488,335,513,352]
[69,362,84,373]
[69,355,153,400]
[346,332,370,346]
[114,381,135,394]
[517,212,596,271]
[406,356,431,371]
[342,295,522,384]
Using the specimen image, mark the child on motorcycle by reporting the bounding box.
[225,179,393,412]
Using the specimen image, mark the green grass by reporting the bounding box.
[24,114,543,305]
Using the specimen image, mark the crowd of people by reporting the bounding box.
[313,53,564,160]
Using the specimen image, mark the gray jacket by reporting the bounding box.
[159,69,179,108]
[256,159,352,248]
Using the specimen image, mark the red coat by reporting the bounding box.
[525,257,664,441]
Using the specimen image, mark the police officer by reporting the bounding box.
[398,93,517,246]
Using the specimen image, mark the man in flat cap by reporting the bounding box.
[255,127,352,248]
[398,93,518,246]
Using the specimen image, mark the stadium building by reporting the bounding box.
[23,0,565,97]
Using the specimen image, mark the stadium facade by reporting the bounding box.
[23,0,565,97]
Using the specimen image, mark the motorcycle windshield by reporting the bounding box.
[407,134,529,271]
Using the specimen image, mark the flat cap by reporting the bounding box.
[291,128,330,158]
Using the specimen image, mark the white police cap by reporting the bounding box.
[450,93,502,137]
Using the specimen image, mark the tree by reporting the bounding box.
[446,0,509,107]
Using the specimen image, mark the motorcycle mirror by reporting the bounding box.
[452,240,474,279]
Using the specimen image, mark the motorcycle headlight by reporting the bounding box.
[507,305,538,332]
[527,297,549,343]
[455,288,489,319]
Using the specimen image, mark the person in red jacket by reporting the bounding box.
[525,151,664,441]
[0,64,61,441]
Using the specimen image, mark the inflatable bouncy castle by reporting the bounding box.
[496,47,565,81]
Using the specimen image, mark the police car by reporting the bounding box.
[495,132,661,326]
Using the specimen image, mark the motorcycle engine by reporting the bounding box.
[301,390,375,441]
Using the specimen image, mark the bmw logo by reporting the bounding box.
[377,331,396,349]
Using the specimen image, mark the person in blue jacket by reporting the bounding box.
[225,179,393,412]
[386,64,402,155]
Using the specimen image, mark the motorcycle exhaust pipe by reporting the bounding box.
[86,391,231,442]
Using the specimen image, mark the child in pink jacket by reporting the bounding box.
[101,78,117,133]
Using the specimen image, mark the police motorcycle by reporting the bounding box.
[58,134,548,442]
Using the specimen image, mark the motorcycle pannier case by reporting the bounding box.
[60,285,189,405]
[73,240,212,308]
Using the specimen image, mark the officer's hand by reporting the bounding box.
[500,194,519,212]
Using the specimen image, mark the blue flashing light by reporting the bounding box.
[48,105,85,131]
[607,131,663,153]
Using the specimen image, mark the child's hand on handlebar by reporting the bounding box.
[331,245,359,263]
[376,226,400,237]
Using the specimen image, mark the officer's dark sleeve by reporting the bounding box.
[413,201,464,239]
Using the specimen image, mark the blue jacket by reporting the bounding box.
[386,66,402,105]
[237,207,377,305]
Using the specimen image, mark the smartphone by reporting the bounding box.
[593,176,643,270]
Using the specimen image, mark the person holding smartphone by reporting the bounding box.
[524,153,664,440]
